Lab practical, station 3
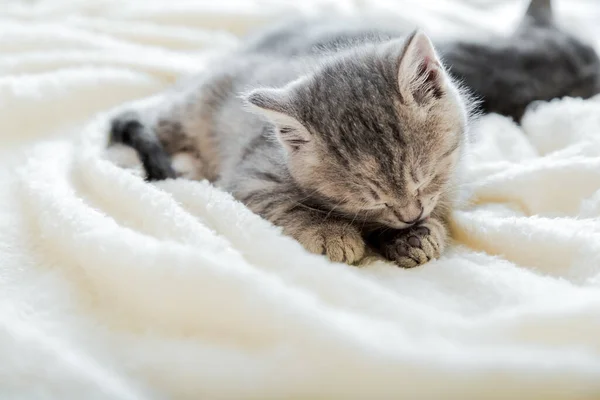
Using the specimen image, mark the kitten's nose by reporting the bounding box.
[403,208,424,226]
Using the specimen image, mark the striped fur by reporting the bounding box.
[108,0,600,267]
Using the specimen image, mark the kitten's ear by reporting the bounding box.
[524,0,553,27]
[245,87,291,115]
[244,87,312,152]
[396,30,445,105]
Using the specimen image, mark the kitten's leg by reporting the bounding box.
[292,217,366,264]
[109,101,217,182]
[109,111,176,181]
[108,73,226,182]
[368,208,448,268]
[242,187,366,264]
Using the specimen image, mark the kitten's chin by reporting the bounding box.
[380,220,414,230]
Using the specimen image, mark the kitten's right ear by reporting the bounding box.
[244,87,312,152]
[524,0,553,27]
[396,30,446,105]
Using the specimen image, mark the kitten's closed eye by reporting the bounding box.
[423,174,446,193]
[366,202,388,210]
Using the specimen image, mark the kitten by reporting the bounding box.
[107,0,599,268]
[110,30,469,268]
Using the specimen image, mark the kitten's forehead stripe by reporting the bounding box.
[368,188,381,200]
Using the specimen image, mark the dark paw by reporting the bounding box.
[109,111,176,181]
[109,111,141,145]
[382,224,441,268]
[143,151,177,181]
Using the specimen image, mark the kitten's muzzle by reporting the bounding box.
[384,216,427,230]
[380,203,426,229]
[402,208,424,226]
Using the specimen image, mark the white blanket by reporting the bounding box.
[2,0,600,399]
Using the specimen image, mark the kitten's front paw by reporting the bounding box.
[382,221,445,268]
[296,222,365,264]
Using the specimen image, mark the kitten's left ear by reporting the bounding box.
[396,30,446,105]
[523,0,553,27]
[244,87,312,152]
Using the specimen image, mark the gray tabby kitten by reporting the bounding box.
[108,0,600,268]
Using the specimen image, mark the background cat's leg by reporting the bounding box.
[240,185,366,264]
[366,206,449,268]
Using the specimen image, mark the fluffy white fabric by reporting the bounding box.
[1,0,600,399]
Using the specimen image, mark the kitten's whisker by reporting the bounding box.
[294,182,342,206]
[344,200,370,232]
[360,215,369,231]
[322,195,350,222]
[295,189,323,204]
[290,201,330,215]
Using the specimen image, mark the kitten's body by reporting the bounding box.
[109,0,600,267]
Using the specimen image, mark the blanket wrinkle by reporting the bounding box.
[2,0,600,399]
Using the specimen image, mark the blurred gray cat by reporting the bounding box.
[444,0,600,121]
[108,0,600,268]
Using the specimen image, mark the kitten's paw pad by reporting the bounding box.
[298,223,365,264]
[384,224,442,268]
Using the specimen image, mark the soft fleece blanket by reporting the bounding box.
[1,0,600,399]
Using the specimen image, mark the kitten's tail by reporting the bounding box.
[109,112,176,181]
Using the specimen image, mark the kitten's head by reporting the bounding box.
[518,0,600,101]
[245,31,470,229]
